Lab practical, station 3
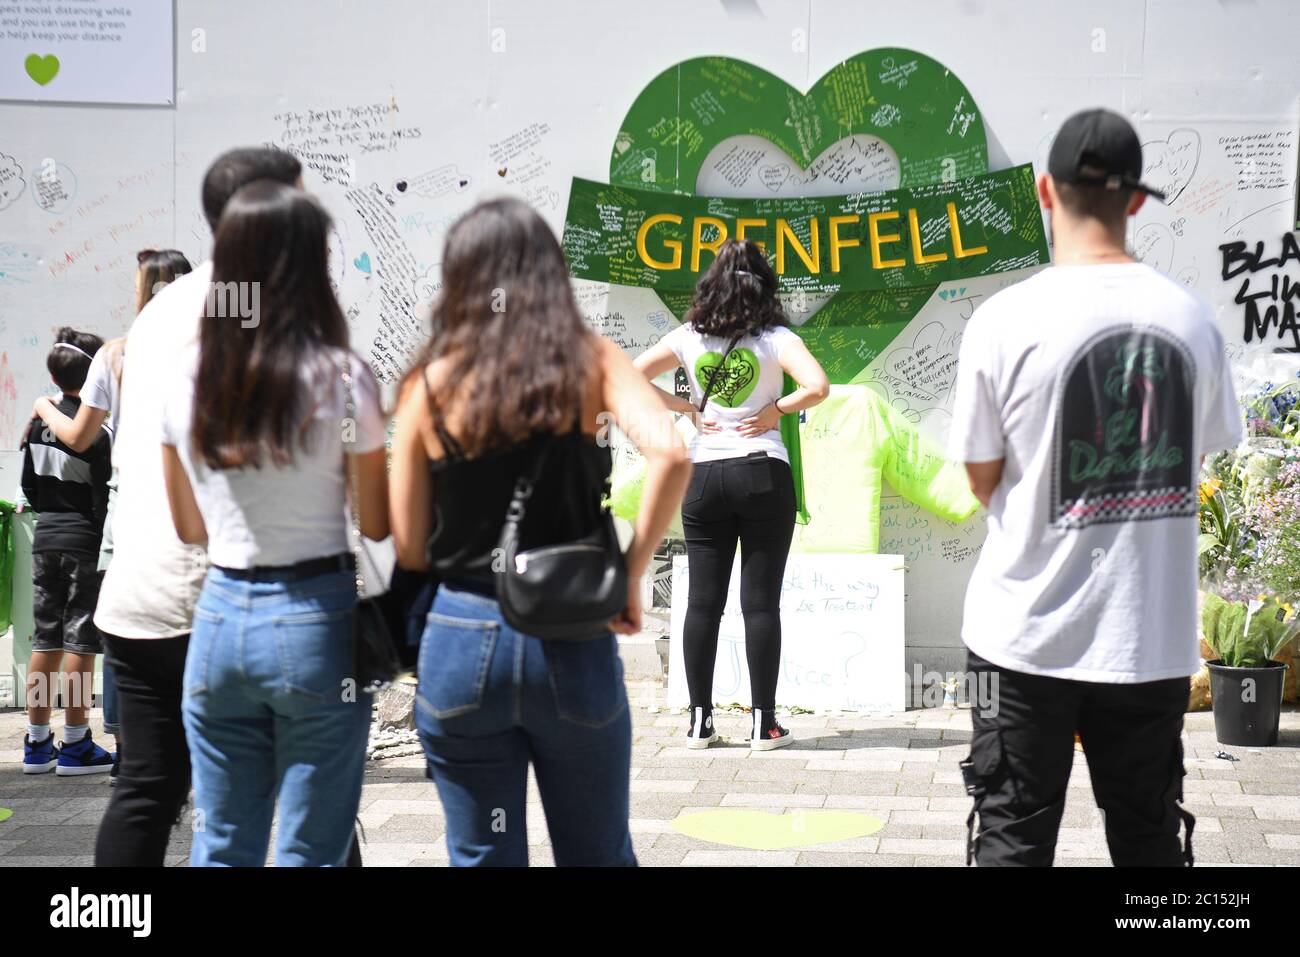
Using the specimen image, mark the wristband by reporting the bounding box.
[774,398,786,415]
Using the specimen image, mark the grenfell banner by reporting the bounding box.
[561,163,1048,297]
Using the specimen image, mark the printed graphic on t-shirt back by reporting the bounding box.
[695,347,759,408]
[1051,326,1196,529]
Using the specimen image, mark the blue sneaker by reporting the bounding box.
[23,733,57,774]
[56,734,115,776]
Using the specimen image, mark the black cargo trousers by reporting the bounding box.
[962,652,1195,867]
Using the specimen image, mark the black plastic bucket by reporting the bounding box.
[1206,660,1288,747]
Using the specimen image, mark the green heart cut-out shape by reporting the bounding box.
[696,346,758,407]
[25,53,60,86]
[611,49,989,384]
[673,808,885,850]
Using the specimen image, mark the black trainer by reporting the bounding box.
[750,709,793,752]
[686,706,718,750]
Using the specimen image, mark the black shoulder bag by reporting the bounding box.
[495,429,627,640]
[339,357,405,692]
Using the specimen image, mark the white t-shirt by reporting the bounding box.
[662,322,800,463]
[948,263,1242,683]
[160,347,385,569]
[95,263,213,639]
[81,345,121,438]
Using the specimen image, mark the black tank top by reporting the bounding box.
[424,393,612,590]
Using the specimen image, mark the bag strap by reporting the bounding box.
[339,353,369,597]
[420,366,466,460]
[505,408,587,537]
[698,333,744,414]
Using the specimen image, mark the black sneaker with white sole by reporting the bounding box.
[686,706,718,749]
[750,709,794,751]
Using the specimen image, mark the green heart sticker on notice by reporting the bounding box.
[696,347,759,407]
[25,53,60,86]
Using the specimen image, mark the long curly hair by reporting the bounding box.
[682,239,789,339]
[403,197,597,457]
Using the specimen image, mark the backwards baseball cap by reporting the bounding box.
[1047,108,1166,203]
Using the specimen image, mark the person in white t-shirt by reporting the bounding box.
[91,148,306,868]
[161,180,388,867]
[33,249,193,777]
[635,239,829,751]
[948,110,1242,867]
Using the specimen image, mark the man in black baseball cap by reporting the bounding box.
[947,107,1241,867]
[1048,108,1167,202]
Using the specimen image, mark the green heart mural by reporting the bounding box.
[696,347,759,407]
[572,49,1034,384]
[24,53,60,86]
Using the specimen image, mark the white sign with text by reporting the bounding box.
[0,0,173,105]
[667,553,906,712]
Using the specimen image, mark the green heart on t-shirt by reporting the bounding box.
[696,347,758,408]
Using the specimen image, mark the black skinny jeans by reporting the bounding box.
[681,452,795,713]
[95,634,192,867]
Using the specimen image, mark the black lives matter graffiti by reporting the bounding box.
[1220,233,1300,352]
[1051,327,1195,530]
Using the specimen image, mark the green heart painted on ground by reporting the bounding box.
[0,806,12,824]
[24,53,59,86]
[672,808,885,850]
[696,347,758,407]
[610,49,990,383]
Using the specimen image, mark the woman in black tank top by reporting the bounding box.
[389,198,690,867]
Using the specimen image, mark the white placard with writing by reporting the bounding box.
[667,553,906,712]
[0,0,174,105]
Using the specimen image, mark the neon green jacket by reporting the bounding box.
[792,386,978,554]
[610,386,977,551]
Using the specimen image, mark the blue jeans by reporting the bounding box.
[181,567,370,867]
[416,585,635,867]
[102,657,119,736]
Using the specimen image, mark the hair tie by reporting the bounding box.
[734,269,757,277]
[53,342,94,360]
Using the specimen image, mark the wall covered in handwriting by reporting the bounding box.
[1220,233,1300,351]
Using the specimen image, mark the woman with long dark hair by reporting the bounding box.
[389,197,690,866]
[635,239,829,750]
[160,180,388,866]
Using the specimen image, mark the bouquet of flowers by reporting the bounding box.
[1198,373,1300,683]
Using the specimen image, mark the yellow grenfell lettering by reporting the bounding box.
[868,211,906,269]
[637,213,683,270]
[946,202,987,259]
[735,218,768,249]
[908,208,948,265]
[691,216,729,272]
[828,215,861,272]
[775,218,820,274]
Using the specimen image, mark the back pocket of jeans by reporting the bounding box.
[416,613,498,720]
[680,466,708,511]
[185,607,223,697]
[272,608,354,701]
[543,635,627,728]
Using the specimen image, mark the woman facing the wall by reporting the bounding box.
[634,239,829,751]
[388,197,691,866]
[160,181,388,866]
